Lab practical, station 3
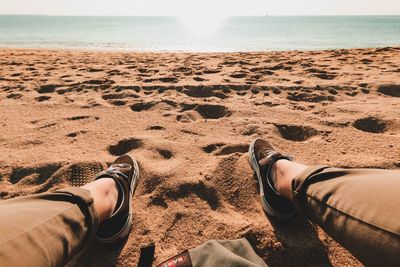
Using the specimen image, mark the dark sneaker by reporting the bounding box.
[95,154,139,243]
[248,138,296,219]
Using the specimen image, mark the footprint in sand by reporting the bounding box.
[181,86,228,99]
[65,115,99,121]
[143,78,157,83]
[131,102,156,112]
[37,84,60,94]
[66,130,88,138]
[202,143,248,156]
[108,100,127,106]
[37,122,57,130]
[87,68,104,73]
[287,92,335,103]
[9,163,62,185]
[194,104,231,119]
[182,86,214,98]
[10,72,22,77]
[173,67,193,75]
[353,117,388,133]
[7,93,22,99]
[159,77,178,83]
[230,72,248,79]
[377,84,400,97]
[236,91,247,96]
[193,77,208,82]
[313,72,337,80]
[202,68,221,74]
[156,149,174,159]
[102,92,140,101]
[113,85,141,93]
[35,96,51,102]
[108,138,143,156]
[178,103,231,120]
[202,143,225,153]
[249,67,274,75]
[275,124,319,142]
[146,125,166,131]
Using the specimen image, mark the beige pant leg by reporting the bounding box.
[0,188,99,267]
[292,166,400,266]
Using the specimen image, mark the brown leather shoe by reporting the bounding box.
[248,138,296,219]
[95,154,139,243]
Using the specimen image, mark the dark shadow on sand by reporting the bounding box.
[247,212,333,267]
[67,238,126,267]
[245,173,333,266]
[269,213,332,266]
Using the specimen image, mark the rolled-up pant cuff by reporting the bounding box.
[291,165,330,213]
[55,187,100,244]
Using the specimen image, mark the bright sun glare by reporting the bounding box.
[178,15,227,38]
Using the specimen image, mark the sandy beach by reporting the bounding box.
[0,47,399,266]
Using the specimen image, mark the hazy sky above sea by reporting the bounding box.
[1,0,400,16]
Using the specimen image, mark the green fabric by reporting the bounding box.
[189,238,267,267]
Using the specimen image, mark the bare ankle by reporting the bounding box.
[274,159,308,200]
[81,178,119,223]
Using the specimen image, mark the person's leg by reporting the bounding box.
[249,138,400,266]
[275,159,400,266]
[0,154,139,266]
[0,178,118,266]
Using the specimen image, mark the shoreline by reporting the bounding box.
[1,45,400,54]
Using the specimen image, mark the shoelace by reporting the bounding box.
[258,150,280,194]
[258,150,276,166]
[107,165,136,195]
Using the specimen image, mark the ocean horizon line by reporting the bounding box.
[1,45,399,54]
[1,14,400,17]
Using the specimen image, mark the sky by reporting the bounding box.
[1,0,400,16]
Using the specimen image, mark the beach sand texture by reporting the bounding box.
[1,47,400,266]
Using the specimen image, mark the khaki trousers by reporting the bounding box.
[292,166,400,266]
[0,167,399,266]
[0,188,98,267]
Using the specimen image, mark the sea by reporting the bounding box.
[0,15,400,52]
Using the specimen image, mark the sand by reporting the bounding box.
[0,47,400,266]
